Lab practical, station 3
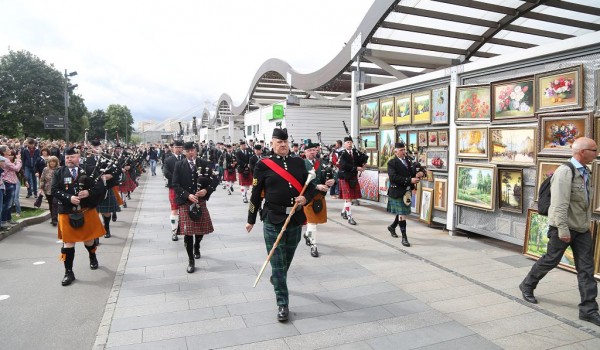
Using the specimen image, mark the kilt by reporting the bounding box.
[112,187,124,206]
[57,208,106,242]
[178,200,213,235]
[223,169,237,182]
[339,179,362,199]
[168,188,178,210]
[304,192,327,224]
[119,173,137,192]
[97,188,121,213]
[238,170,253,186]
[387,196,411,215]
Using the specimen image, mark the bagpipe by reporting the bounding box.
[194,157,221,192]
[316,132,334,181]
[342,121,369,167]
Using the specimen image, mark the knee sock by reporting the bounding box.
[103,215,111,231]
[60,247,75,271]
[84,242,98,257]
[241,187,246,198]
[184,235,194,260]
[399,220,407,234]
[306,223,317,246]
[170,215,179,233]
[194,234,203,249]
[391,215,400,228]
[345,202,352,216]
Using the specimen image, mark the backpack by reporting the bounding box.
[537,162,576,216]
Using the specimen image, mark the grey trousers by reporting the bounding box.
[521,226,598,316]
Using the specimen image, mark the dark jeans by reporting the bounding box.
[263,219,301,306]
[45,194,58,223]
[2,182,16,222]
[521,226,598,316]
[24,167,37,196]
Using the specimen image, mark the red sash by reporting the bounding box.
[313,160,320,171]
[262,158,303,193]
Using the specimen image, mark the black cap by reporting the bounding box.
[90,139,101,147]
[395,142,406,149]
[272,128,288,140]
[183,142,196,150]
[240,141,246,145]
[65,147,79,155]
[344,136,353,142]
[292,143,299,147]
[305,142,319,149]
[254,144,262,150]
[173,140,184,147]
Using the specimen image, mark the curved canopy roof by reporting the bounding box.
[216,0,600,120]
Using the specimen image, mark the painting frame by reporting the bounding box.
[428,130,439,147]
[498,168,524,213]
[537,111,594,157]
[491,76,535,123]
[378,128,395,170]
[426,148,448,172]
[438,129,449,147]
[360,100,379,129]
[419,188,434,224]
[592,161,600,214]
[534,64,584,113]
[455,162,497,211]
[380,97,395,127]
[489,126,537,166]
[396,129,408,146]
[407,130,418,154]
[412,90,432,125]
[360,133,378,150]
[431,86,450,125]
[418,130,428,148]
[534,157,566,201]
[433,178,447,211]
[410,182,422,215]
[457,126,489,159]
[395,93,412,126]
[455,84,491,123]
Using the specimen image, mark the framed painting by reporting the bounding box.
[433,178,447,211]
[379,128,395,170]
[410,182,421,215]
[428,130,439,147]
[457,126,488,159]
[489,126,536,166]
[431,86,449,125]
[360,100,379,129]
[537,111,593,157]
[592,161,600,214]
[418,130,428,148]
[369,151,379,169]
[419,188,434,224]
[594,220,600,280]
[498,168,523,213]
[361,133,378,150]
[396,129,408,145]
[426,148,448,172]
[408,131,418,154]
[412,90,431,125]
[455,162,496,211]
[424,170,434,182]
[534,158,565,201]
[524,209,576,273]
[380,97,395,126]
[535,64,584,113]
[438,130,449,147]
[491,76,535,123]
[359,169,379,202]
[456,84,491,123]
[395,93,412,126]
[379,173,389,197]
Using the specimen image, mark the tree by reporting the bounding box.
[105,104,134,144]
[0,50,64,138]
[88,109,107,141]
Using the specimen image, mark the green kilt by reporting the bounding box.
[96,188,121,213]
[387,196,410,215]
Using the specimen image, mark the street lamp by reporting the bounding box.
[64,70,77,145]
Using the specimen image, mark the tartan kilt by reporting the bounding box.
[338,179,362,199]
[119,173,137,192]
[223,169,237,182]
[57,208,105,242]
[238,170,253,186]
[112,187,124,206]
[178,200,214,235]
[96,188,121,213]
[304,192,327,224]
[387,196,411,215]
[168,188,178,210]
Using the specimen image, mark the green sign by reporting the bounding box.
[265,104,284,120]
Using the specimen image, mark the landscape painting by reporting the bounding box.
[380,98,394,126]
[498,168,523,213]
[379,128,395,170]
[457,127,488,159]
[395,93,412,125]
[360,100,379,129]
[489,127,536,166]
[455,163,496,211]
[524,209,576,272]
[412,90,431,124]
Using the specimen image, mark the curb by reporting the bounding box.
[0,210,51,242]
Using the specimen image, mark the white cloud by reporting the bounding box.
[0,0,374,123]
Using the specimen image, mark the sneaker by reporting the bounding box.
[15,213,21,218]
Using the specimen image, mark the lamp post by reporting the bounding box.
[64,70,77,145]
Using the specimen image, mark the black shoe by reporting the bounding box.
[401,233,410,247]
[311,246,319,258]
[519,283,537,304]
[243,197,248,203]
[187,260,195,273]
[127,194,131,200]
[94,238,100,246]
[388,225,398,238]
[341,211,348,220]
[112,212,117,222]
[61,270,75,286]
[303,232,311,246]
[26,194,32,199]
[104,231,111,238]
[172,232,178,241]
[227,190,232,195]
[348,217,356,225]
[270,276,274,285]
[123,202,127,208]
[194,247,201,259]
[51,221,57,227]
[277,305,289,322]
[579,312,600,327]
[90,255,98,270]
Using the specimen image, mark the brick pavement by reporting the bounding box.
[97,174,600,349]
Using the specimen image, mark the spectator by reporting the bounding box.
[0,156,5,230]
[1,146,22,227]
[148,146,158,176]
[21,138,41,198]
[39,155,60,226]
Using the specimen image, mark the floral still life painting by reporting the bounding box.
[456,85,491,122]
[538,112,592,157]
[535,65,583,113]
[491,78,534,122]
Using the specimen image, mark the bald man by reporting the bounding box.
[519,137,600,327]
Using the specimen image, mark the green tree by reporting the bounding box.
[0,50,64,138]
[105,104,134,144]
[88,109,107,141]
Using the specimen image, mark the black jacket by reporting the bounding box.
[163,153,183,188]
[172,157,217,205]
[387,156,415,199]
[337,149,360,180]
[236,149,251,172]
[51,166,106,213]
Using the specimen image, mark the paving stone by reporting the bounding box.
[114,300,190,319]
[117,294,166,308]
[551,338,600,349]
[448,301,532,326]
[242,301,342,328]
[381,299,432,317]
[106,329,143,347]
[284,321,391,350]
[415,334,502,350]
[110,307,215,332]
[367,321,474,350]
[119,283,180,298]
[227,293,321,316]
[163,286,222,302]
[218,339,291,350]
[332,290,415,312]
[321,342,374,350]
[469,312,563,340]
[378,310,453,333]
[107,337,187,350]
[142,315,246,342]
[492,323,594,349]
[293,305,395,334]
[186,322,299,350]
[188,293,247,309]
[414,284,489,304]
[314,282,398,303]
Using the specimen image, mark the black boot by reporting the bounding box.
[399,220,410,247]
[112,211,117,222]
[61,247,76,286]
[103,215,111,238]
[277,305,289,322]
[85,243,99,270]
[388,215,399,238]
[127,192,131,200]
[194,235,202,259]
[184,236,195,273]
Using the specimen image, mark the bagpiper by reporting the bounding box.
[337,136,365,225]
[223,144,237,195]
[236,141,253,203]
[163,140,184,241]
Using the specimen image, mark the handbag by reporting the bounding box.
[312,198,323,213]
[69,211,85,228]
[188,203,203,221]
[34,193,44,208]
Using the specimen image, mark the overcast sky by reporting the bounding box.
[0,0,374,124]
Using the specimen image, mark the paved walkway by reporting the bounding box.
[98,174,600,350]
